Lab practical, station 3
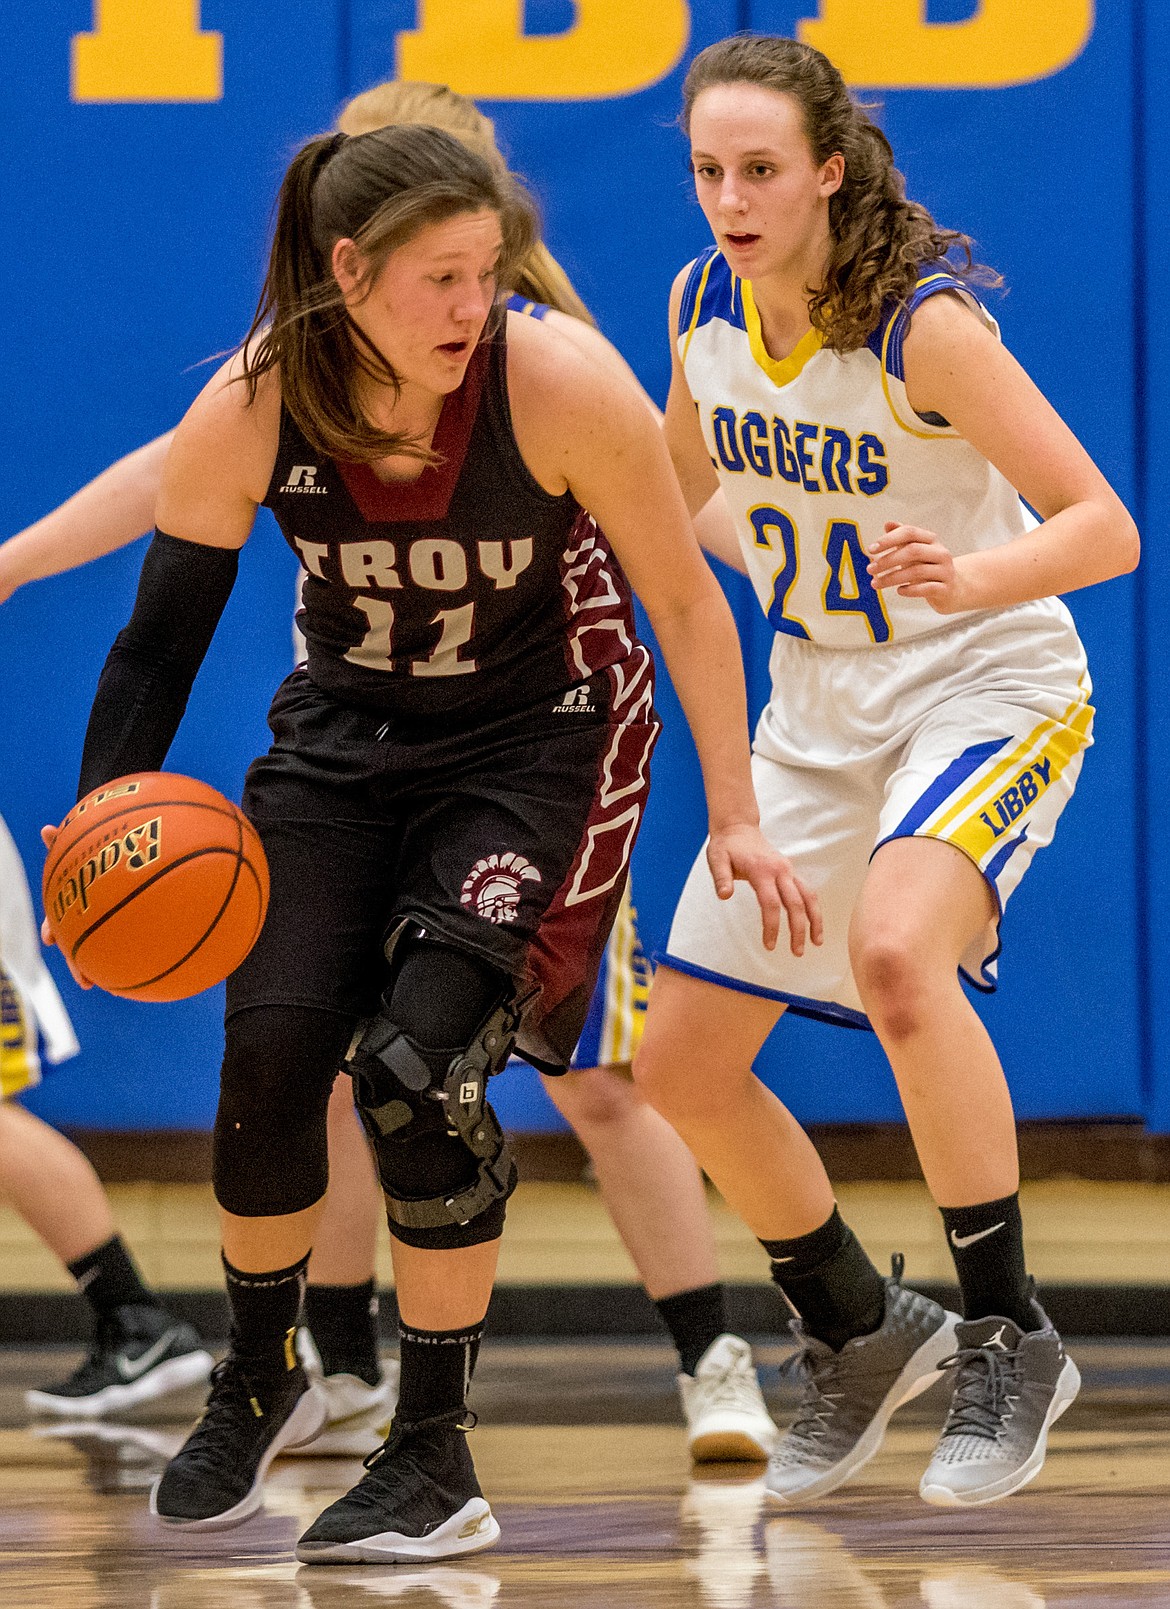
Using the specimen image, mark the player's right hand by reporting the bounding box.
[40,825,92,988]
[706,823,824,956]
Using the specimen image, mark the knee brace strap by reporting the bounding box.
[348,985,534,1233]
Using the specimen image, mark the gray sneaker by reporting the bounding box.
[765,1256,959,1505]
[919,1306,1080,1507]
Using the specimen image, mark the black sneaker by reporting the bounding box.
[25,1304,214,1418]
[295,1409,500,1564]
[151,1352,326,1529]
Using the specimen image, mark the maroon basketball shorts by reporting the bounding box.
[229,668,660,1070]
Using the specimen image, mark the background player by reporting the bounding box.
[0,810,212,1415]
[0,77,779,1466]
[64,123,806,1559]
[634,34,1138,1509]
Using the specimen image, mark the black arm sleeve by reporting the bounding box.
[77,530,240,799]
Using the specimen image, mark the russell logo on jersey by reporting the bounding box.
[280,465,327,495]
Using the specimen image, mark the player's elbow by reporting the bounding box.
[1110,507,1141,577]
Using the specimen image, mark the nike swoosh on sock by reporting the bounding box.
[949,1222,1006,1249]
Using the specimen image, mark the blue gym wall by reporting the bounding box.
[0,2,1161,1132]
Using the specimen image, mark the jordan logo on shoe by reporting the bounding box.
[949,1222,1005,1249]
[985,1325,1010,1351]
[115,1328,180,1381]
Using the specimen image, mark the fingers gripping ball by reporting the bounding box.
[43,773,269,1001]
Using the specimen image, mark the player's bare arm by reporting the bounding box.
[868,292,1140,612]
[663,271,746,575]
[0,431,174,604]
[154,358,280,549]
[508,311,820,954]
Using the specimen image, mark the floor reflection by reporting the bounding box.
[0,1342,1167,1607]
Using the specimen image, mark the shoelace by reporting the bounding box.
[936,1346,1022,1442]
[339,1408,477,1514]
[696,1360,760,1414]
[781,1349,848,1446]
[176,1357,283,1473]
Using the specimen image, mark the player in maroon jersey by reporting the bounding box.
[62,125,815,1560]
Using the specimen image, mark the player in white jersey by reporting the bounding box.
[633,35,1138,1508]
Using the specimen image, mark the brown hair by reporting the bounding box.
[337,79,596,326]
[681,36,1000,353]
[240,124,538,464]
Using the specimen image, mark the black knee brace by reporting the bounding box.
[347,930,529,1249]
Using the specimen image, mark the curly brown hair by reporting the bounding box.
[681,36,1001,353]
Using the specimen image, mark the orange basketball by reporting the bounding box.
[42,772,269,1002]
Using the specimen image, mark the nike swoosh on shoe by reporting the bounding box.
[116,1329,184,1381]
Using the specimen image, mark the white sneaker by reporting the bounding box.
[293,1328,399,1457]
[679,1334,780,1462]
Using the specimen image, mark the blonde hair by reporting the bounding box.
[682,36,1000,354]
[337,79,596,326]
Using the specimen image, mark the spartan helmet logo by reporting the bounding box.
[460,852,542,924]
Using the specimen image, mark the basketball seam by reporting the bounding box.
[44,798,246,896]
[115,816,249,993]
[72,845,244,984]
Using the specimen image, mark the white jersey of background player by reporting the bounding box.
[633,34,1138,1514]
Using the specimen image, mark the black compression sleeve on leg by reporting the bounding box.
[77,529,239,798]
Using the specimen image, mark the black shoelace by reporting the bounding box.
[340,1408,477,1517]
[175,1357,286,1475]
[937,1346,1022,1442]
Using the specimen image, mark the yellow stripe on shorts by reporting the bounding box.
[925,685,1093,869]
[0,968,39,1100]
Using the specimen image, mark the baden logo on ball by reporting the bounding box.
[43,772,269,1002]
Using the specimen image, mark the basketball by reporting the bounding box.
[42,773,269,1002]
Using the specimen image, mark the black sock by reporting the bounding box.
[655,1282,728,1375]
[68,1234,160,1323]
[939,1193,1034,1329]
[397,1318,485,1423]
[223,1252,308,1373]
[761,1206,887,1351]
[304,1279,381,1386]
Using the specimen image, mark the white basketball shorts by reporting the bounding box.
[663,597,1092,1028]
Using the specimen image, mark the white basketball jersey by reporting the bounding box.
[679,249,1032,649]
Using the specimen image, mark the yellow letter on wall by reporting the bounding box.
[73,0,223,102]
[798,0,1094,89]
[399,0,690,101]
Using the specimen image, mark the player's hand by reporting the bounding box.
[40,824,92,988]
[706,823,823,956]
[867,522,976,615]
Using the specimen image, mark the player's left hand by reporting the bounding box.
[867,522,975,614]
[706,823,823,956]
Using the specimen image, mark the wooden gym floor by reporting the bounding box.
[0,1339,1167,1607]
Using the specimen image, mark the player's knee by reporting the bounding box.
[546,1066,638,1137]
[849,929,933,1042]
[214,1005,350,1216]
[630,1036,713,1126]
[349,932,519,1250]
